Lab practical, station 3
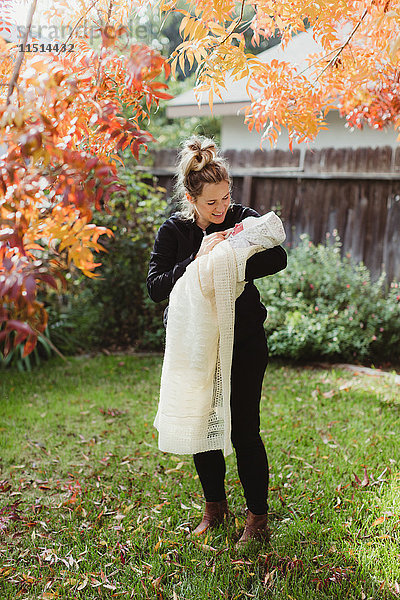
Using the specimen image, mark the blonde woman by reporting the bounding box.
[147,136,287,545]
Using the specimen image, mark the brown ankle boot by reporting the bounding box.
[193,499,229,536]
[236,509,270,547]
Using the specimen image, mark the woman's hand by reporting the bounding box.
[196,231,229,258]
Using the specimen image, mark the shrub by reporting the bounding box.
[45,171,168,354]
[0,330,53,371]
[257,233,400,364]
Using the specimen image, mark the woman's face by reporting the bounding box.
[189,180,231,230]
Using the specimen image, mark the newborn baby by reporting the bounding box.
[226,212,285,249]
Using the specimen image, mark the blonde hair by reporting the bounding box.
[175,136,231,221]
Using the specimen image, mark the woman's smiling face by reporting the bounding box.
[188,180,231,230]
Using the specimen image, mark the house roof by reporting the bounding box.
[166,29,324,118]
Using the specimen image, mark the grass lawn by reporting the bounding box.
[1,354,399,600]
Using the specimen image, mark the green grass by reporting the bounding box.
[1,355,400,600]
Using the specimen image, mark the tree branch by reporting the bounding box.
[296,47,341,78]
[106,0,113,24]
[94,0,114,99]
[220,0,246,45]
[6,0,38,105]
[312,8,368,85]
[31,327,67,361]
[56,0,102,57]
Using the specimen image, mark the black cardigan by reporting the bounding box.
[147,204,287,336]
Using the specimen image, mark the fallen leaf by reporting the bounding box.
[200,544,217,551]
[77,578,88,590]
[339,381,354,391]
[151,575,163,589]
[0,480,11,493]
[361,466,370,487]
[165,462,184,474]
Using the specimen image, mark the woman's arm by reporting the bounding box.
[146,222,196,303]
[234,206,288,280]
[147,221,228,303]
[245,245,287,281]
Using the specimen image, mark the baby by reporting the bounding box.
[226,212,285,249]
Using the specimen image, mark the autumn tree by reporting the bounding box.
[0,0,171,357]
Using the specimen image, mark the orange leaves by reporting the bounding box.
[46,208,113,277]
[162,0,400,147]
[179,14,208,41]
[100,24,128,48]
[148,81,173,101]
[126,44,168,86]
[169,5,247,79]
[0,0,15,37]
[91,101,155,161]
[193,0,237,22]
[371,516,386,526]
[159,0,178,11]
[0,198,112,354]
[244,60,332,148]
[0,249,52,356]
[125,44,172,113]
[1,26,171,357]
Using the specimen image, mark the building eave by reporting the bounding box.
[166,101,249,118]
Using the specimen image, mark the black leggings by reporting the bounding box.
[193,329,269,515]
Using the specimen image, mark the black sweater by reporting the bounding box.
[146,204,287,337]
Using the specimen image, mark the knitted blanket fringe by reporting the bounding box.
[154,211,286,456]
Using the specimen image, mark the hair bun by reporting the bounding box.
[181,136,217,177]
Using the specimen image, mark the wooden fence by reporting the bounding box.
[144,146,400,282]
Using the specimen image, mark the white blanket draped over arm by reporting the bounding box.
[154,211,286,456]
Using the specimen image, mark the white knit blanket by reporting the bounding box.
[154,211,286,456]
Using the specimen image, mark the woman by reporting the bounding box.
[147,136,287,545]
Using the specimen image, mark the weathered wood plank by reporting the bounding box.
[140,165,400,180]
[241,175,253,207]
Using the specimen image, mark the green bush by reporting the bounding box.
[257,233,400,364]
[46,171,168,354]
